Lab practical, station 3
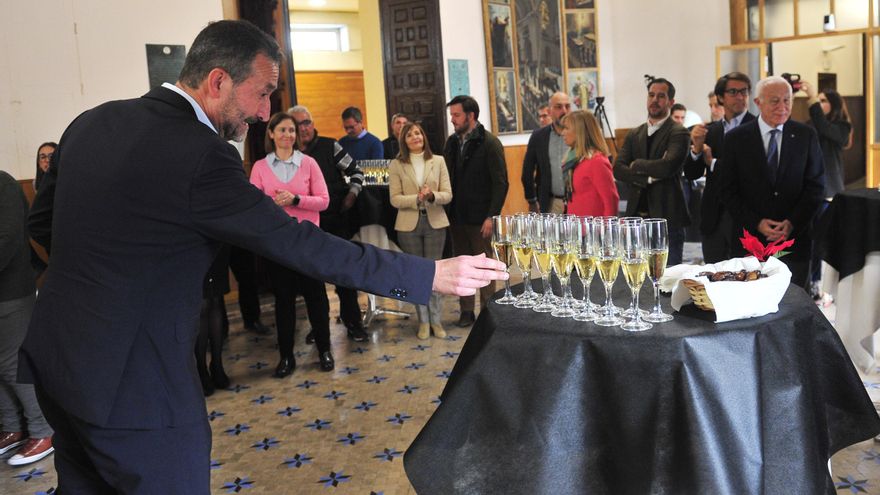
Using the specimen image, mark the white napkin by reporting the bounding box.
[668,256,792,323]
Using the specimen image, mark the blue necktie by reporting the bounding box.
[767,129,779,178]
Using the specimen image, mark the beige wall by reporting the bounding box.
[0,0,222,180]
[771,33,863,97]
[359,0,388,140]
[290,10,364,72]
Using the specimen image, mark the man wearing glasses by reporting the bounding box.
[288,105,370,342]
[684,72,755,263]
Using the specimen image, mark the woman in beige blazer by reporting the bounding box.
[389,122,453,339]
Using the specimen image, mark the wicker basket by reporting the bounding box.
[682,279,715,311]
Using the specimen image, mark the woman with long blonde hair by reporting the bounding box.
[561,110,619,216]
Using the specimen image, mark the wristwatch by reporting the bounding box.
[292,194,301,206]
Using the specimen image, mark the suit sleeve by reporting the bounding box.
[188,145,434,305]
[432,157,453,206]
[486,137,509,218]
[0,179,23,272]
[521,132,539,202]
[788,127,826,234]
[613,131,648,188]
[682,138,707,181]
[630,125,689,179]
[717,131,761,232]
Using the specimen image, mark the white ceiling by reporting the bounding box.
[289,0,359,12]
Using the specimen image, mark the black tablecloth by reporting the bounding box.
[820,188,880,279]
[349,185,398,245]
[404,279,880,494]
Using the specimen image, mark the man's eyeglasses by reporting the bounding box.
[295,119,313,128]
[724,88,750,97]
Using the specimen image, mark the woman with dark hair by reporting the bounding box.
[250,112,332,377]
[560,110,619,216]
[803,82,852,199]
[389,122,452,339]
[802,81,853,299]
[33,142,56,191]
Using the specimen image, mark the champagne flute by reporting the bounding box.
[620,221,652,331]
[619,217,649,319]
[513,214,538,308]
[643,218,674,323]
[491,215,517,305]
[549,216,578,317]
[531,214,556,313]
[573,216,597,322]
[593,217,624,326]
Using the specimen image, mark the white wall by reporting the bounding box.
[0,0,222,180]
[771,33,863,96]
[437,0,730,146]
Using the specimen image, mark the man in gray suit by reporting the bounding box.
[613,77,690,265]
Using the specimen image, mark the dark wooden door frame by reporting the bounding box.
[379,0,448,154]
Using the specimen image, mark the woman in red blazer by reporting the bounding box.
[561,110,619,217]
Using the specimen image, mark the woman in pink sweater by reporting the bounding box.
[250,112,332,377]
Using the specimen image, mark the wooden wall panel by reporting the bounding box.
[502,144,528,215]
[294,71,367,141]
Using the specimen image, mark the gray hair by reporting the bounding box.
[288,105,311,118]
[755,76,792,101]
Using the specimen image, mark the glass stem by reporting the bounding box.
[522,269,533,296]
[584,280,591,312]
[560,277,571,308]
[603,282,613,316]
[652,281,662,314]
[541,274,551,301]
[503,276,512,297]
[633,290,641,323]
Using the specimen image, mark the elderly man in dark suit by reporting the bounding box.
[613,77,690,265]
[683,72,756,263]
[522,92,571,213]
[717,75,825,288]
[23,20,506,494]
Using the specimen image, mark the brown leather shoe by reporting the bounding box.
[0,431,25,455]
[7,437,54,466]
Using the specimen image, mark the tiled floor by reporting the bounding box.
[2,250,880,494]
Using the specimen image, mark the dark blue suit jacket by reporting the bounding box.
[683,112,756,234]
[717,117,825,260]
[21,87,433,429]
[521,125,554,212]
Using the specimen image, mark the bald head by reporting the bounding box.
[549,92,571,129]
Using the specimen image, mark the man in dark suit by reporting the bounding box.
[22,21,505,493]
[717,75,825,288]
[613,77,690,265]
[521,92,571,213]
[683,72,755,263]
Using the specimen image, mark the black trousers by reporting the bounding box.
[701,211,735,264]
[267,260,331,356]
[228,246,261,326]
[35,384,211,494]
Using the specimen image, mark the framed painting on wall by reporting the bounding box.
[483,0,602,134]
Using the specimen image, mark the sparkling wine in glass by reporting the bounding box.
[549,216,578,318]
[593,217,624,326]
[573,216,597,322]
[513,214,539,308]
[643,218,674,323]
[620,220,652,331]
[531,214,556,313]
[492,215,517,305]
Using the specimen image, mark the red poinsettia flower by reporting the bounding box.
[739,229,795,261]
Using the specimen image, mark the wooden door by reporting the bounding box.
[380,0,447,154]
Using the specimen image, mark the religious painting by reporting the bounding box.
[493,70,519,133]
[568,69,598,110]
[488,4,514,68]
[565,11,597,69]
[482,0,601,134]
[515,0,563,131]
